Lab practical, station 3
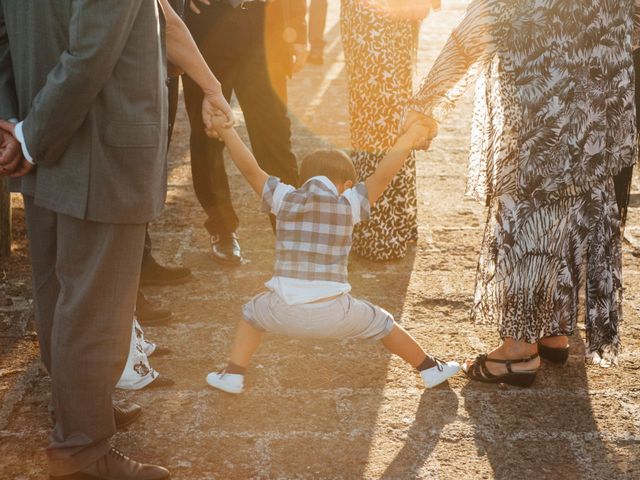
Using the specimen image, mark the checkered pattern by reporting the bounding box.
[262,176,371,283]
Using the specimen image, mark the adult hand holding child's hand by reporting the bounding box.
[402,115,438,150]
[205,110,232,140]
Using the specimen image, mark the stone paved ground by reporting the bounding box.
[2,2,640,479]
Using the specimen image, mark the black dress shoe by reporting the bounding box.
[113,402,142,429]
[50,448,170,479]
[210,232,242,265]
[51,403,142,431]
[136,291,172,326]
[140,255,191,286]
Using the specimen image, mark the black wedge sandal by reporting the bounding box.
[538,343,570,364]
[464,353,539,387]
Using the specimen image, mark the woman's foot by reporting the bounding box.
[464,341,540,377]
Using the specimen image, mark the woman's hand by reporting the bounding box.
[399,110,438,150]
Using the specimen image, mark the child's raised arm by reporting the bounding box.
[364,118,437,205]
[211,112,269,196]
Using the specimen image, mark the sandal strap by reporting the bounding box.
[482,353,539,365]
[472,354,497,379]
[478,353,539,376]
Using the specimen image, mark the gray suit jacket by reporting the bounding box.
[0,0,168,224]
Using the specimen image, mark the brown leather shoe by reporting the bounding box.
[49,448,170,479]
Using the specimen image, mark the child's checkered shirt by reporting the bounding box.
[262,175,371,283]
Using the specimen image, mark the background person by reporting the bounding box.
[183,0,308,265]
[340,0,436,261]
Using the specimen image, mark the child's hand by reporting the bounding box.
[400,117,438,150]
[205,110,233,140]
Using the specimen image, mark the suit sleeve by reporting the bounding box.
[0,2,18,120]
[20,0,145,167]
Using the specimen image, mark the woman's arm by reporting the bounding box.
[157,0,234,130]
[404,0,498,130]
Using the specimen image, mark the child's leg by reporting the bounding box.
[380,322,460,388]
[381,323,428,368]
[226,318,264,370]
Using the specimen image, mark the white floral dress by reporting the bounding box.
[341,0,420,261]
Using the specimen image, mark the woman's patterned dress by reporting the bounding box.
[341,0,420,261]
[409,0,638,364]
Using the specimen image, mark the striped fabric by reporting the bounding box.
[262,176,370,283]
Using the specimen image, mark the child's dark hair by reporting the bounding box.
[299,149,358,185]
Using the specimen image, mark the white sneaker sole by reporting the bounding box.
[206,373,243,394]
[421,361,461,389]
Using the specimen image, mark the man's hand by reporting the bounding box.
[189,0,210,14]
[0,120,33,177]
[292,44,309,75]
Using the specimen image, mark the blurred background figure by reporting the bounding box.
[308,0,328,65]
[341,0,434,261]
[183,0,308,266]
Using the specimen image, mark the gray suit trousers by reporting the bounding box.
[23,195,146,476]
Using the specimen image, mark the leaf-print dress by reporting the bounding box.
[409,0,638,364]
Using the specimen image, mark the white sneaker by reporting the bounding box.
[206,371,244,394]
[420,360,461,388]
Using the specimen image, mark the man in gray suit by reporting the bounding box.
[0,1,232,479]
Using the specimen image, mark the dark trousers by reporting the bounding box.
[308,0,328,55]
[24,195,145,475]
[141,75,181,267]
[183,2,299,236]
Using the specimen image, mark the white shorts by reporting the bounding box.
[242,291,394,341]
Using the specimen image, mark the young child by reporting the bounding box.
[205,113,460,394]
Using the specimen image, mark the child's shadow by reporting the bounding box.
[381,385,459,479]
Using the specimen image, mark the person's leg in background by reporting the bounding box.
[234,6,299,230]
[137,74,192,326]
[183,3,244,265]
[235,55,298,186]
[308,0,328,64]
